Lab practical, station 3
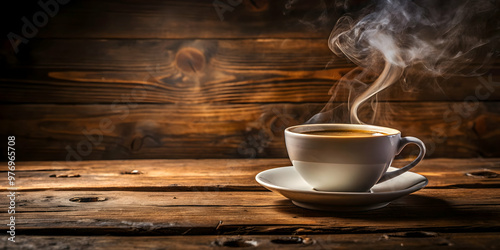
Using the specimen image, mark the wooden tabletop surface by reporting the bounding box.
[1,158,499,249]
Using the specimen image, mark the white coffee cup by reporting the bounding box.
[284,123,426,192]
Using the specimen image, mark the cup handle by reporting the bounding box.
[377,136,426,183]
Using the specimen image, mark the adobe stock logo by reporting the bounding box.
[6,0,71,53]
[213,0,242,21]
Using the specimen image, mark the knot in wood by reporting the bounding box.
[121,170,143,175]
[69,197,107,203]
[269,114,298,136]
[466,170,498,178]
[50,174,81,178]
[175,48,205,73]
[244,0,269,11]
[389,231,439,238]
[130,137,143,152]
[472,115,488,137]
[214,238,258,247]
[271,236,313,245]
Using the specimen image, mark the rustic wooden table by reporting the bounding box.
[1,158,499,249]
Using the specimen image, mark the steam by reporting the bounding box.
[309,0,499,124]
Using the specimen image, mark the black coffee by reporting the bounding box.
[301,129,389,137]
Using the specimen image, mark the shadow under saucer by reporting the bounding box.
[256,166,428,212]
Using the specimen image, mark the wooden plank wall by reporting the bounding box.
[1,0,499,161]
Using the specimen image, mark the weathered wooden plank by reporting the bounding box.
[0,39,339,104]
[1,233,499,249]
[1,159,498,191]
[1,39,499,104]
[7,188,500,235]
[1,102,500,160]
[2,0,340,40]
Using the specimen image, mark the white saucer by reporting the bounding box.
[255,166,428,211]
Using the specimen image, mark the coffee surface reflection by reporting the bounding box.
[301,129,389,137]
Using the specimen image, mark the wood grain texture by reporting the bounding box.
[1,158,499,191]
[0,0,499,247]
[1,0,499,162]
[2,0,340,40]
[4,188,500,235]
[1,39,499,104]
[1,102,500,160]
[2,233,499,249]
[1,233,499,250]
[0,158,499,246]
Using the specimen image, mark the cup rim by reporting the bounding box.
[285,123,400,138]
